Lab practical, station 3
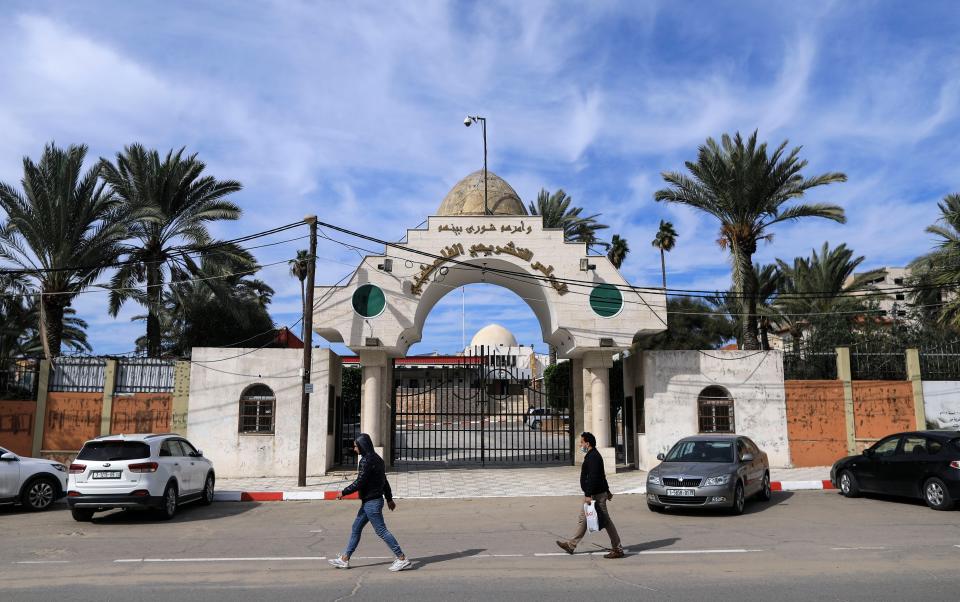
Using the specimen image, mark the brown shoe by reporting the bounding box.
[603,547,625,559]
[556,540,575,555]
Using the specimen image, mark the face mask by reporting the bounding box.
[580,446,589,454]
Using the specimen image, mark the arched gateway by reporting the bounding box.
[313,171,666,471]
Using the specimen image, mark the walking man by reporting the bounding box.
[556,431,624,558]
[329,433,412,571]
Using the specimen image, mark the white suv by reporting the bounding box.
[67,433,215,522]
[0,446,68,511]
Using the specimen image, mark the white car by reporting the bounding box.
[0,446,68,511]
[67,433,215,522]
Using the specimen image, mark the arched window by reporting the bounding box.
[239,384,276,434]
[698,386,734,433]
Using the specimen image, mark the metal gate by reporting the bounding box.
[391,347,573,466]
[335,366,362,466]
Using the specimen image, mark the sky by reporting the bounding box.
[0,1,958,357]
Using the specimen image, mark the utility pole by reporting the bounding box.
[297,215,318,487]
[464,115,489,215]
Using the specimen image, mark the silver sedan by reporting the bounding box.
[645,435,772,515]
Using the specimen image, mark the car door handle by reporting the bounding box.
[173,463,179,466]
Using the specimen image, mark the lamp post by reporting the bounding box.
[463,115,489,215]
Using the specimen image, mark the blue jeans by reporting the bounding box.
[342,498,403,558]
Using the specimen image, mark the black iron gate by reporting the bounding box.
[391,347,573,466]
[335,366,362,466]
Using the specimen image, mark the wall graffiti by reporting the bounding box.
[110,393,173,434]
[0,400,36,456]
[42,392,103,451]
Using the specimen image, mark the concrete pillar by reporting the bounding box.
[836,347,856,455]
[359,350,388,457]
[100,359,118,436]
[906,348,926,429]
[583,350,616,475]
[171,361,191,436]
[31,359,52,458]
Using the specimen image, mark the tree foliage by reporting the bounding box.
[655,131,847,349]
[635,297,736,350]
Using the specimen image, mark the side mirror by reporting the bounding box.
[1,452,18,461]
[192,450,204,458]
[862,448,873,457]
[741,453,754,463]
[656,453,666,461]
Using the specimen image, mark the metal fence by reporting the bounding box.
[849,341,906,381]
[783,338,837,380]
[49,357,106,392]
[919,340,960,381]
[0,358,39,399]
[115,358,175,393]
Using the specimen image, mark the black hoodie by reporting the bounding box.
[341,433,394,502]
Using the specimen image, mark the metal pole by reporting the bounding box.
[481,117,488,215]
[297,215,318,487]
[461,286,465,350]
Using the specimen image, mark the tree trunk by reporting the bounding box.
[43,295,66,357]
[660,248,667,290]
[760,318,770,350]
[146,262,162,357]
[732,245,760,350]
[299,281,306,344]
[549,345,557,367]
[38,292,52,359]
[791,328,802,354]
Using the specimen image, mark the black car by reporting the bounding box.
[830,430,960,510]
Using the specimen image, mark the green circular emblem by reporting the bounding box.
[589,283,622,317]
[352,284,386,318]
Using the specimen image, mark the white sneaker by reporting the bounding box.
[328,556,350,569]
[388,558,412,572]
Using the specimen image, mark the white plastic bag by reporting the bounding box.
[584,500,600,533]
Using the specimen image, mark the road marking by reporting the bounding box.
[534,553,569,556]
[115,556,328,563]
[636,549,763,555]
[14,560,72,564]
[831,547,886,550]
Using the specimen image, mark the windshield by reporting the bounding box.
[76,441,150,461]
[665,440,735,463]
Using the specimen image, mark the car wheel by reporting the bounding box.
[200,474,215,506]
[923,477,954,511]
[531,420,540,430]
[22,477,57,511]
[758,472,772,502]
[647,503,664,513]
[71,508,94,522]
[157,483,178,520]
[839,470,861,498]
[729,482,745,515]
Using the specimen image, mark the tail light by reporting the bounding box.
[67,491,80,497]
[128,462,158,473]
[69,463,86,474]
[950,461,960,470]
[131,489,150,497]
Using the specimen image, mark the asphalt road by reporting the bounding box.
[2,489,959,601]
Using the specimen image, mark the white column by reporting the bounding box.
[583,351,616,474]
[589,364,611,448]
[358,350,388,452]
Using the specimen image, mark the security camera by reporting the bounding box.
[463,116,472,127]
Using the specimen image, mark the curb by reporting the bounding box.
[213,480,835,502]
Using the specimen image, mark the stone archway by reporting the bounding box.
[313,171,667,470]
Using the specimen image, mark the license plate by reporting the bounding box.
[92,470,122,479]
[665,488,695,496]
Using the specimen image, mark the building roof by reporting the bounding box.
[436,170,528,216]
[470,323,518,348]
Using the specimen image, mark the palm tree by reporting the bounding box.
[655,131,847,350]
[607,235,629,269]
[754,263,781,350]
[100,144,244,356]
[911,193,960,325]
[0,143,126,357]
[289,249,311,342]
[651,220,677,289]
[774,242,883,352]
[528,189,608,244]
[529,188,608,365]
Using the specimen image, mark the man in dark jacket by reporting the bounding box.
[329,433,411,571]
[556,431,624,558]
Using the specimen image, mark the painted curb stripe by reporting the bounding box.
[215,480,833,502]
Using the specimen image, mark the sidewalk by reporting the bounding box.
[214,466,833,502]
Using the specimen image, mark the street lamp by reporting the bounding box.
[463,115,489,215]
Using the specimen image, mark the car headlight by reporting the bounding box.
[647,474,661,485]
[704,475,730,486]
[50,463,67,473]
